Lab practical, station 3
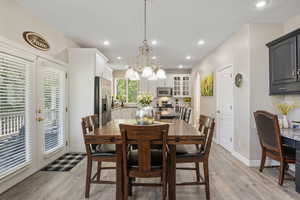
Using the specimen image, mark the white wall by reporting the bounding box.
[0,0,79,62]
[192,25,251,159]
[192,14,300,165]
[0,0,80,194]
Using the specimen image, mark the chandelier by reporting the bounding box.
[125,0,166,81]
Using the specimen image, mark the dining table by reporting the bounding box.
[86,119,205,200]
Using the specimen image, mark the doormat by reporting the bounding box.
[42,153,86,172]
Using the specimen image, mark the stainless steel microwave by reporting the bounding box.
[157,87,173,97]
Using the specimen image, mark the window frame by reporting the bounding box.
[115,78,139,104]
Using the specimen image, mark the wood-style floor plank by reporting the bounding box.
[1,143,300,200]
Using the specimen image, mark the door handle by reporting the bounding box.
[216,110,221,114]
[36,117,44,122]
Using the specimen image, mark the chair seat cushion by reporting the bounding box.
[176,145,204,158]
[128,149,163,168]
[92,144,116,157]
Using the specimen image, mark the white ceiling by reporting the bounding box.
[18,0,300,69]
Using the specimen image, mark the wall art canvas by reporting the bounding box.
[201,72,214,96]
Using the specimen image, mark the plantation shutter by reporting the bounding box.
[41,65,65,153]
[0,52,31,177]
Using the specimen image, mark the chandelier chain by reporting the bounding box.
[144,0,147,42]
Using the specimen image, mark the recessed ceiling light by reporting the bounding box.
[151,40,157,45]
[152,56,157,60]
[117,56,122,60]
[185,56,191,60]
[198,40,205,45]
[178,65,183,69]
[103,40,110,46]
[256,0,267,8]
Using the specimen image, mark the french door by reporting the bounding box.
[36,58,68,159]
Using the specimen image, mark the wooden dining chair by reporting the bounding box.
[81,115,117,198]
[181,107,187,120]
[184,108,192,124]
[119,124,169,200]
[175,115,215,200]
[253,110,296,185]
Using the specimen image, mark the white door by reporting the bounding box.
[193,72,201,126]
[216,66,234,152]
[36,58,68,167]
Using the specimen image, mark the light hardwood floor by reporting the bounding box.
[1,144,300,200]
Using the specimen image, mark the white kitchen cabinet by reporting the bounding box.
[68,48,112,152]
[172,74,191,97]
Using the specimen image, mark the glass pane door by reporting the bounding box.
[37,59,66,154]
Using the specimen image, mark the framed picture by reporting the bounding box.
[201,72,214,96]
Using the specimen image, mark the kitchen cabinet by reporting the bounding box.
[267,28,300,95]
[172,74,191,97]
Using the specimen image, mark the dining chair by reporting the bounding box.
[175,115,215,200]
[81,115,117,198]
[253,110,296,185]
[119,123,169,200]
[184,108,192,124]
[181,107,187,120]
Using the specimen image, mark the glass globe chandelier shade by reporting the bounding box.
[125,68,135,79]
[133,71,140,80]
[156,68,166,79]
[142,66,153,78]
[148,71,158,81]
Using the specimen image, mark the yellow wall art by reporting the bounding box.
[201,73,214,96]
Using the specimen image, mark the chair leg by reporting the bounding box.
[124,175,129,200]
[97,161,102,182]
[85,158,93,198]
[195,162,201,183]
[203,160,210,200]
[259,149,266,172]
[279,161,286,186]
[162,172,167,200]
[128,178,133,196]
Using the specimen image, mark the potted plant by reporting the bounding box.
[136,93,154,125]
[117,94,126,107]
[276,102,298,128]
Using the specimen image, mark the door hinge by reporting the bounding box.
[66,107,68,112]
[65,73,68,79]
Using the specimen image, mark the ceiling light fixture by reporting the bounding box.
[117,56,122,60]
[256,0,267,8]
[125,0,166,81]
[103,40,110,46]
[178,65,183,69]
[198,40,205,45]
[186,56,191,60]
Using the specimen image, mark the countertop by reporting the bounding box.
[281,128,300,142]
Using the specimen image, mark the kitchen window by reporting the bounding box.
[115,79,139,103]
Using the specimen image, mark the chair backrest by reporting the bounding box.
[81,115,99,155]
[181,107,187,120]
[184,108,192,123]
[119,124,169,177]
[253,111,283,154]
[198,115,215,157]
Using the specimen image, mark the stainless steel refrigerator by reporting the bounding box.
[94,76,112,126]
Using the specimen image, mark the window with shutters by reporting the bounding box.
[0,52,31,177]
[41,67,65,153]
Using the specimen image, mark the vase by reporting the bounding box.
[282,115,289,129]
[136,106,154,125]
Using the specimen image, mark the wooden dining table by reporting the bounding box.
[86,119,205,200]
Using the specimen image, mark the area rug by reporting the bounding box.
[42,153,86,172]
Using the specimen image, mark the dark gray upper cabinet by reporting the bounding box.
[267,28,300,95]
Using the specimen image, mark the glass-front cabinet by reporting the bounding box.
[172,75,191,97]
